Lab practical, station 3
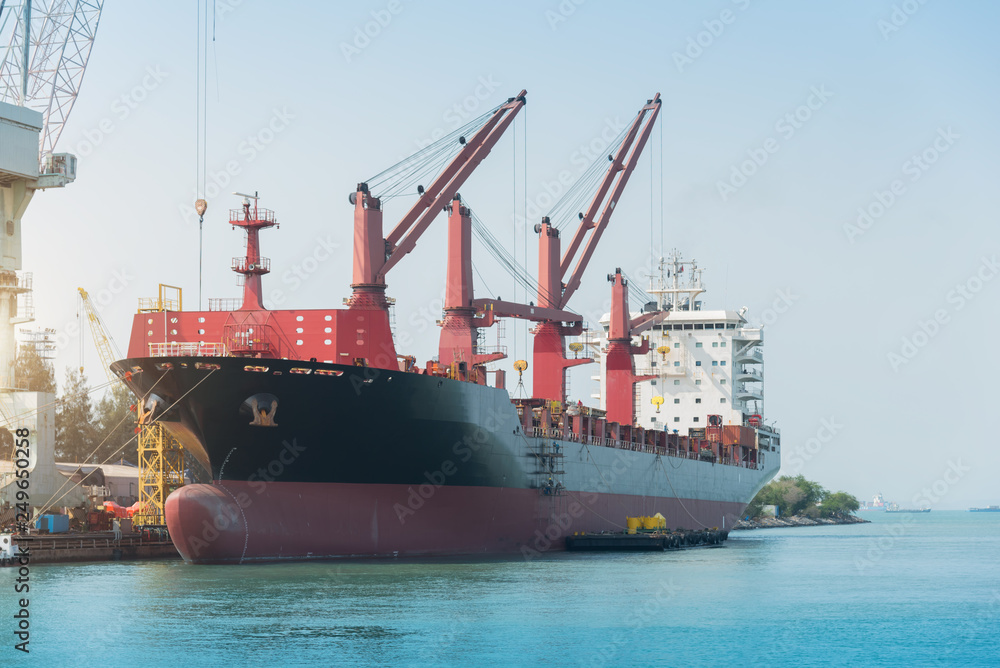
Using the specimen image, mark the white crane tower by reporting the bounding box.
[0,0,103,510]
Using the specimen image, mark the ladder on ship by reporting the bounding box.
[528,439,566,496]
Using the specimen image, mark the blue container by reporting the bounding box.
[34,514,70,533]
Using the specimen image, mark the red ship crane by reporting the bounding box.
[348,91,527,312]
[604,268,656,425]
[474,94,661,404]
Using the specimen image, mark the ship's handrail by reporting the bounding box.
[208,298,243,312]
[148,341,225,357]
[531,426,762,469]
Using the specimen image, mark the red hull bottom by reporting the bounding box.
[165,481,745,564]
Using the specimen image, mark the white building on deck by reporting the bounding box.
[588,251,779,452]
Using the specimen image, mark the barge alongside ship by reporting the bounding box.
[113,91,780,563]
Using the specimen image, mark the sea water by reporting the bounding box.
[4,511,999,667]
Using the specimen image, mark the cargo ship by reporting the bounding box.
[112,92,780,563]
[885,503,931,513]
[858,492,889,512]
[969,506,1000,512]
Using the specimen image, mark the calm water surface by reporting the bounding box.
[4,511,999,666]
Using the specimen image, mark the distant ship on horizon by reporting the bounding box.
[884,502,930,514]
[969,505,1000,513]
[858,492,889,512]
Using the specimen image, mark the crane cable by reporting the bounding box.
[364,104,503,201]
[546,124,631,231]
[30,368,218,519]
[24,370,171,518]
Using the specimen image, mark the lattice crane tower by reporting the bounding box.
[0,0,103,510]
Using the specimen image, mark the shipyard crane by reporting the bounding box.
[0,1,102,512]
[78,288,185,528]
[0,0,105,162]
[77,287,122,384]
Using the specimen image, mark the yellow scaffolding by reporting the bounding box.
[79,284,189,526]
[133,423,186,526]
[133,284,187,526]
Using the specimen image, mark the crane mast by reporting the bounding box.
[430,93,661,404]
[534,94,661,404]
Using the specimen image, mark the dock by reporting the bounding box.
[2,532,180,565]
[565,529,727,552]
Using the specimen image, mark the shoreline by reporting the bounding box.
[733,514,869,530]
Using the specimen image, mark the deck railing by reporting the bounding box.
[148,342,224,357]
[530,427,761,469]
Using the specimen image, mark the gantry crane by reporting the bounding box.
[78,287,185,527]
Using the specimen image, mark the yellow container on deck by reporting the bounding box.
[641,516,658,530]
[626,517,641,534]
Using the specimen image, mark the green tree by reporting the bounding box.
[790,475,827,510]
[55,368,97,462]
[93,383,138,465]
[820,491,860,518]
[745,475,832,518]
[14,344,55,393]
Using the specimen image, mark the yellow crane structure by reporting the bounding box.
[78,287,185,527]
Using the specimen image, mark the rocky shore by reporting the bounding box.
[732,514,870,530]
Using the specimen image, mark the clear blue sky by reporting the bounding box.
[18,0,1000,507]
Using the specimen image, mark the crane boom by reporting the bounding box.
[558,94,660,307]
[349,90,527,290]
[531,94,661,403]
[77,286,121,385]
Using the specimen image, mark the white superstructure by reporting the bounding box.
[589,251,779,451]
